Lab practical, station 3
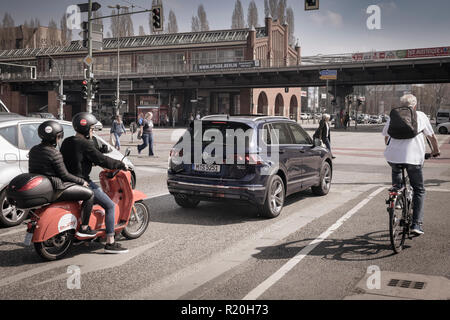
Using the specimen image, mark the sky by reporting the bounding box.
[2,0,450,56]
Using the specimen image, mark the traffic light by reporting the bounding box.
[92,79,99,97]
[152,5,163,32]
[81,79,88,100]
[305,0,319,11]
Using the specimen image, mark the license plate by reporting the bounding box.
[193,164,221,173]
[24,232,33,246]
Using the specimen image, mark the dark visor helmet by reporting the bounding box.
[72,112,97,138]
[38,120,64,146]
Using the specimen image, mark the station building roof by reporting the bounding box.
[0,27,267,60]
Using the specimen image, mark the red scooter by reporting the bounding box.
[8,150,149,261]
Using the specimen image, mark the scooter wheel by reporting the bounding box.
[34,230,74,261]
[122,201,150,239]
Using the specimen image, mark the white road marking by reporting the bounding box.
[0,227,27,238]
[0,239,164,288]
[127,185,382,300]
[135,166,168,174]
[242,186,386,300]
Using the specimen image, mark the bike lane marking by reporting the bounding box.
[242,186,386,300]
[128,184,383,300]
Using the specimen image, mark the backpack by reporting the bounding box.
[387,106,419,139]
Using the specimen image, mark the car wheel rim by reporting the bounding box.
[270,180,284,214]
[1,197,26,223]
[322,166,331,191]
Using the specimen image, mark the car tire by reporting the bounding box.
[312,162,332,196]
[174,194,200,208]
[258,175,285,219]
[438,126,448,134]
[0,188,29,227]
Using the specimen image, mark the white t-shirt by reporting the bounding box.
[382,110,434,165]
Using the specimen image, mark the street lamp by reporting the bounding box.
[47,54,64,120]
[107,4,129,116]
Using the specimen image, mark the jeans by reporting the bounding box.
[137,132,154,156]
[113,132,123,149]
[323,137,331,153]
[89,181,115,236]
[388,162,425,226]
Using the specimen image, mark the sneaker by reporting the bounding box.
[411,224,424,236]
[76,226,97,238]
[104,242,129,254]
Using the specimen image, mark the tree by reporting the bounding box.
[139,25,146,36]
[264,0,270,18]
[122,7,134,37]
[60,14,73,46]
[191,16,200,32]
[167,10,178,33]
[269,0,278,20]
[231,0,245,29]
[247,0,259,28]
[197,4,209,31]
[286,6,295,46]
[277,0,287,24]
[0,13,15,50]
[48,19,59,46]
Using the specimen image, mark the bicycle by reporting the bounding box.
[386,153,435,253]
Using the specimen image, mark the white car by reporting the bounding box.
[300,113,308,120]
[0,115,136,227]
[94,120,103,131]
[437,122,450,134]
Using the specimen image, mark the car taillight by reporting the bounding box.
[170,149,183,157]
[18,176,43,191]
[234,153,263,165]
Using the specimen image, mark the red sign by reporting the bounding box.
[406,46,450,58]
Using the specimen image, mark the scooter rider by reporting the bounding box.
[29,121,97,238]
[60,112,129,254]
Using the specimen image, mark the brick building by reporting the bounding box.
[0,16,302,123]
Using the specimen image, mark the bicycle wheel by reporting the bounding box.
[389,196,406,253]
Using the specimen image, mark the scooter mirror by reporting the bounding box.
[125,148,131,157]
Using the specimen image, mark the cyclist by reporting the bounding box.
[382,94,440,236]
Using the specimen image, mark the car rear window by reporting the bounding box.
[0,125,18,147]
[437,112,449,118]
[189,121,253,145]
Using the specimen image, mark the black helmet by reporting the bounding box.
[72,112,97,138]
[38,120,64,145]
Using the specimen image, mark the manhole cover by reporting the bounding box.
[387,279,426,290]
[347,271,450,300]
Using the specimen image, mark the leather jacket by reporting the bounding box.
[28,142,85,191]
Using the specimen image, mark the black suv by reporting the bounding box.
[167,115,333,218]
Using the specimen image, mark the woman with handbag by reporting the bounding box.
[137,112,155,157]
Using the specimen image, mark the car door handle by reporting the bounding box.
[299,149,305,153]
[279,150,285,154]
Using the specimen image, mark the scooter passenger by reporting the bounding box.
[60,112,129,254]
[29,121,97,238]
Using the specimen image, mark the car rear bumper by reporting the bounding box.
[167,179,267,205]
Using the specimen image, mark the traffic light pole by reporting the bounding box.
[86,0,93,113]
